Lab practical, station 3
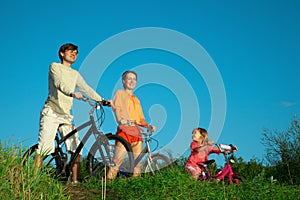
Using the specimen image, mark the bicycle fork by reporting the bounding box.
[145,140,157,174]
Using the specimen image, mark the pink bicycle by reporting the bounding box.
[197,144,244,184]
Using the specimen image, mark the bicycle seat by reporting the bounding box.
[197,159,215,167]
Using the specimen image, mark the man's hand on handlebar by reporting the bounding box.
[71,92,84,99]
[100,99,112,107]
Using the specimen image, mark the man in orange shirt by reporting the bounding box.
[107,70,156,179]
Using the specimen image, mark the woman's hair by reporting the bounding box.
[122,70,138,81]
[58,43,78,61]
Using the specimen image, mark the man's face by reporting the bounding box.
[61,49,78,64]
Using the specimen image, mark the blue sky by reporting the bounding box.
[1,0,299,163]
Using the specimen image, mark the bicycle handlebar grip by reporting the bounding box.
[219,144,231,151]
[101,100,111,107]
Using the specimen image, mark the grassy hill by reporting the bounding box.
[1,142,299,200]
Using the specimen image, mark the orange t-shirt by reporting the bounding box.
[112,90,147,127]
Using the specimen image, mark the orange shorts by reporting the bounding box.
[117,128,142,144]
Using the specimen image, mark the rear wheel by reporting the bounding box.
[22,144,68,178]
[142,153,173,175]
[86,133,134,179]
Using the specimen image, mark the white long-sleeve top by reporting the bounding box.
[44,62,103,115]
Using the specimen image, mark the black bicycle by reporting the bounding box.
[87,123,173,178]
[22,97,134,180]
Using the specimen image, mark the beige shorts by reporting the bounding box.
[37,107,81,155]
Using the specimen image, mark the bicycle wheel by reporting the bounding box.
[225,174,245,184]
[142,153,173,175]
[86,133,134,179]
[232,174,244,184]
[22,144,68,178]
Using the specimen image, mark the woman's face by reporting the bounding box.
[123,72,137,90]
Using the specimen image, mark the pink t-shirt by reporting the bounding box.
[185,141,220,168]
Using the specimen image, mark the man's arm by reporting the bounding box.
[75,72,103,101]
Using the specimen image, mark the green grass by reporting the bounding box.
[98,166,300,200]
[0,142,68,200]
[1,142,300,200]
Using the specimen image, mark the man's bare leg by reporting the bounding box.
[71,154,81,183]
[34,153,42,175]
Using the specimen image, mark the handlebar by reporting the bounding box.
[81,96,111,107]
[79,96,111,126]
[216,144,238,154]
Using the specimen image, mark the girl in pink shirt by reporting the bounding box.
[185,128,220,179]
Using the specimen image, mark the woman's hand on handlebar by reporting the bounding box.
[148,124,156,132]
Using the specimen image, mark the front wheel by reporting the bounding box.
[225,174,245,184]
[142,153,173,175]
[232,174,245,184]
[86,133,134,179]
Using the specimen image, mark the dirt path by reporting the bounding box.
[65,184,103,200]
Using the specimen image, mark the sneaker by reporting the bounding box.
[71,180,79,185]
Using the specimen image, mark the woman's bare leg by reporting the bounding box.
[131,141,142,177]
[106,141,127,180]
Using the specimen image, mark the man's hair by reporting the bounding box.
[58,43,78,61]
[122,70,138,81]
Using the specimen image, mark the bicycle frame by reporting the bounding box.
[133,135,154,168]
[198,145,240,184]
[211,161,235,182]
[117,123,157,173]
[53,100,113,170]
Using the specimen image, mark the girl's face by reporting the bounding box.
[122,72,137,90]
[192,129,204,143]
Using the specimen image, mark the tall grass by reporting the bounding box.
[0,142,67,200]
[1,142,300,200]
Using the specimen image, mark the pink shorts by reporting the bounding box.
[185,164,202,175]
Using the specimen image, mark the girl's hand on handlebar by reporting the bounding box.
[221,149,231,154]
[231,145,238,152]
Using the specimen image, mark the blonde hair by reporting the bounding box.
[194,127,209,145]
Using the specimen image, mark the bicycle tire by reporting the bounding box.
[232,174,245,184]
[142,153,173,175]
[22,144,68,178]
[86,133,134,179]
[225,174,245,184]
